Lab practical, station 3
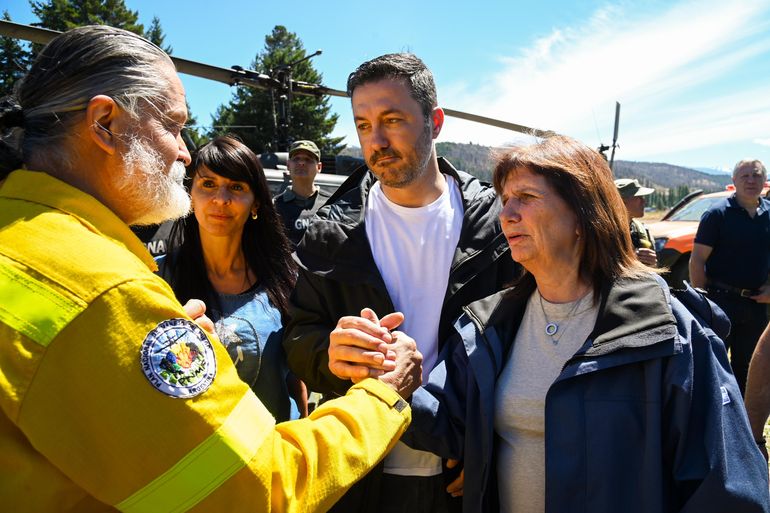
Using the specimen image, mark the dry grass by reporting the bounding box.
[643,210,668,222]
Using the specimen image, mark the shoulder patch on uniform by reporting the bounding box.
[140,318,217,398]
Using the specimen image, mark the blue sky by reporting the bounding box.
[5,0,770,170]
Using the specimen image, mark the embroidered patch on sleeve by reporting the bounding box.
[140,318,217,398]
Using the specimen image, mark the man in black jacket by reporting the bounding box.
[282,53,518,513]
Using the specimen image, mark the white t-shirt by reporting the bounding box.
[365,174,464,477]
[494,290,599,513]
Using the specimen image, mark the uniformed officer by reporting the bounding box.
[274,140,332,247]
[0,25,422,512]
[615,178,658,266]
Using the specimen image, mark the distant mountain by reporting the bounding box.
[694,166,731,176]
[435,142,497,182]
[339,146,363,158]
[340,143,731,192]
[613,161,731,192]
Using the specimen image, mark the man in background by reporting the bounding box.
[274,140,333,247]
[615,178,657,266]
[690,159,770,394]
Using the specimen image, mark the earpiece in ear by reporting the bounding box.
[95,121,112,135]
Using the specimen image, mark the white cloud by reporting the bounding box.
[755,138,770,147]
[437,0,770,163]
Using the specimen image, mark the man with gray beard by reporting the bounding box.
[0,25,423,512]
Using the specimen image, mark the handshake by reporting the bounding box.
[328,308,423,399]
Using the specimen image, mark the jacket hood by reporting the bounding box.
[294,157,503,286]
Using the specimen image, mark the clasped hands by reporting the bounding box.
[328,308,463,496]
[328,308,423,400]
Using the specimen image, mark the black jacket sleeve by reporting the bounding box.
[282,268,352,397]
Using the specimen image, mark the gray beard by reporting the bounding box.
[117,135,191,226]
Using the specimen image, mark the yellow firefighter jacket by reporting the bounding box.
[0,169,411,512]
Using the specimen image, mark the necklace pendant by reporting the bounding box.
[545,322,558,336]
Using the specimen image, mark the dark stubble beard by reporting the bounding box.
[368,122,434,189]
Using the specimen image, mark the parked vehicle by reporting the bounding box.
[649,183,770,287]
[264,169,349,198]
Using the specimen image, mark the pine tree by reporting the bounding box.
[30,0,143,33]
[210,25,344,155]
[0,11,33,99]
[145,16,171,54]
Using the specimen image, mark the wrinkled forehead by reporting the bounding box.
[160,63,187,109]
[501,165,549,191]
[133,63,187,126]
[351,78,422,115]
[735,162,766,177]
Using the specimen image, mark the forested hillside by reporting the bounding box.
[341,142,731,209]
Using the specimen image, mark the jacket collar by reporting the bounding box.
[1,169,156,269]
[464,272,678,358]
[727,193,770,216]
[584,274,678,358]
[318,156,477,217]
[294,157,501,285]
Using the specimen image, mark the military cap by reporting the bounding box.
[615,178,654,198]
[289,140,321,161]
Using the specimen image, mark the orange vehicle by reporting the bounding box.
[649,183,770,286]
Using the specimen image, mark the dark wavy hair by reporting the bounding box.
[164,135,296,317]
[346,53,437,121]
[492,134,649,296]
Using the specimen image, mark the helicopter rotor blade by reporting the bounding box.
[0,19,58,45]
[0,19,550,136]
[609,101,620,170]
[443,108,552,137]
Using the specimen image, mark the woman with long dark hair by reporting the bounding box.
[158,135,303,421]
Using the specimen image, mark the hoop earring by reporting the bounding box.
[251,211,258,220]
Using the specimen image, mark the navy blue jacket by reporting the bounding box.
[404,273,770,512]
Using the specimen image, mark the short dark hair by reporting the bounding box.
[165,136,296,317]
[492,135,649,295]
[346,53,437,119]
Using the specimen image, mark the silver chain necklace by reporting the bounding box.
[538,291,590,344]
